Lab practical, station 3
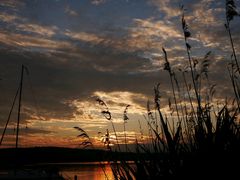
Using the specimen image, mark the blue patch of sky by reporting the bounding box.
[20,0,67,27]
[19,0,158,33]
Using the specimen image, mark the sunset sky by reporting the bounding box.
[0,0,239,148]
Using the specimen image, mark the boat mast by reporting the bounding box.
[16,65,24,149]
[0,87,19,146]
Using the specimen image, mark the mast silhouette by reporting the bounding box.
[16,65,24,149]
[0,65,28,148]
[0,87,19,146]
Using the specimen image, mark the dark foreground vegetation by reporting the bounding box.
[85,2,240,180]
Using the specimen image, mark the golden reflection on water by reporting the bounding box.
[60,162,114,180]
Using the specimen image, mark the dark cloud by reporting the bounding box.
[0,45,168,125]
[0,0,25,12]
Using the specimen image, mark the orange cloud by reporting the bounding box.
[0,12,58,38]
[17,23,58,37]
[65,30,104,44]
[0,13,19,23]
[148,0,181,19]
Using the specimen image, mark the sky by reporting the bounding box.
[0,0,239,148]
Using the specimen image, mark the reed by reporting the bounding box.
[74,2,240,179]
[105,2,240,179]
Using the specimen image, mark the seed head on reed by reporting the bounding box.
[154,83,161,109]
[74,126,93,148]
[123,105,130,151]
[96,97,112,120]
[226,0,239,21]
[181,6,191,39]
[182,12,191,50]
[162,47,172,75]
[123,105,130,121]
[96,97,121,151]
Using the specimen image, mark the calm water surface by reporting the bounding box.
[59,162,114,180]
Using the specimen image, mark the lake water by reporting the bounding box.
[59,162,114,180]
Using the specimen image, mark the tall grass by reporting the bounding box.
[123,105,130,152]
[100,2,240,179]
[96,97,121,151]
[74,1,240,179]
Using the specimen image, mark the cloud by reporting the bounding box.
[65,91,149,132]
[0,127,52,135]
[16,23,58,37]
[147,0,240,54]
[190,1,224,27]
[65,5,78,16]
[148,0,181,19]
[0,11,59,38]
[0,13,19,23]
[57,16,186,68]
[64,30,104,44]
[1,134,80,148]
[128,18,183,51]
[0,31,74,51]
[0,0,25,11]
[0,45,166,131]
[91,0,107,5]
[93,91,148,113]
[0,126,53,147]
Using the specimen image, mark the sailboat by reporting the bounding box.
[0,65,64,179]
[0,64,26,148]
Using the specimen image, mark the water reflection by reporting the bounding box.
[60,162,114,180]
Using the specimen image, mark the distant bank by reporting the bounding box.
[0,147,140,168]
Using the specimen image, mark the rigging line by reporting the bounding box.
[0,86,20,146]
